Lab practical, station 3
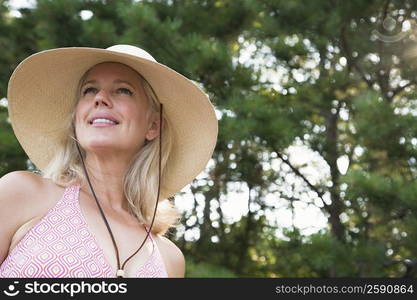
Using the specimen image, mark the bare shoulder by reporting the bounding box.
[0,170,53,226]
[0,170,46,262]
[0,170,42,183]
[0,170,64,200]
[0,170,44,204]
[153,234,185,278]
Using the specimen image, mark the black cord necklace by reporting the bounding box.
[75,103,163,278]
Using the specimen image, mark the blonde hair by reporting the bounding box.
[42,63,180,236]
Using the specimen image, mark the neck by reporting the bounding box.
[80,152,132,212]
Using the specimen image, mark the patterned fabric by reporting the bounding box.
[0,185,168,278]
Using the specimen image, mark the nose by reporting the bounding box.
[94,90,113,108]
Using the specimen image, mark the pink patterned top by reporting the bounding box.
[0,185,168,278]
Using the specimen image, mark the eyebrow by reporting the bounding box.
[81,79,137,90]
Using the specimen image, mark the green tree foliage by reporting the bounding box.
[0,0,416,277]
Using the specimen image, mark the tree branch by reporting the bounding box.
[390,80,416,99]
[273,150,328,207]
[340,23,374,88]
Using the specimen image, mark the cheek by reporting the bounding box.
[124,103,149,127]
[74,103,87,129]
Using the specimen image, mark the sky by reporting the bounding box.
[6,0,341,241]
[8,0,32,6]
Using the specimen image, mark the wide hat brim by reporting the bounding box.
[7,46,218,200]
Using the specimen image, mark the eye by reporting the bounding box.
[82,87,98,95]
[117,88,133,96]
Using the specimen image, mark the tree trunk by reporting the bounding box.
[324,106,346,243]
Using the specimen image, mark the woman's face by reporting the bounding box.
[74,62,158,157]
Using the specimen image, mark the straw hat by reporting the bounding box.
[7,45,218,199]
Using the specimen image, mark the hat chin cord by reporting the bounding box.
[72,103,163,278]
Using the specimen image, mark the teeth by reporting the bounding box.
[92,118,117,125]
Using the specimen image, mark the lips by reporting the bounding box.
[91,118,118,125]
[88,113,120,125]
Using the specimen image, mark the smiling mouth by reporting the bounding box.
[89,118,120,126]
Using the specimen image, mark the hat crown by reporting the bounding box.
[106,44,157,63]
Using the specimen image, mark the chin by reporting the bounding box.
[81,139,119,150]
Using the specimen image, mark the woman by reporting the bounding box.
[0,45,218,278]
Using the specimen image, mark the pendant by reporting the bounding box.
[116,269,125,278]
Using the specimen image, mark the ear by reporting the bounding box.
[145,113,161,141]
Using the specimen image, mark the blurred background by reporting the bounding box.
[1,0,417,277]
